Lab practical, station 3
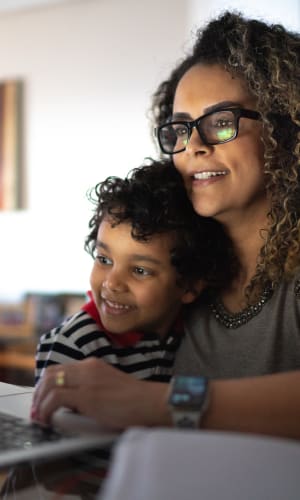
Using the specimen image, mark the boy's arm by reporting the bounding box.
[35,318,84,384]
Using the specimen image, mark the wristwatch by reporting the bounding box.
[168,375,209,429]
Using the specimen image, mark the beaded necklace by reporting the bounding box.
[209,286,273,329]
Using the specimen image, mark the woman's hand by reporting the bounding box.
[31,358,171,430]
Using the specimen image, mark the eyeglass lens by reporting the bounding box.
[159,109,237,153]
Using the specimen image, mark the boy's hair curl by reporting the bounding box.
[151,11,300,301]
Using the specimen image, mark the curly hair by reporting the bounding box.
[151,10,300,302]
[85,160,237,290]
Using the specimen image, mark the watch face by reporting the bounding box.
[169,376,208,409]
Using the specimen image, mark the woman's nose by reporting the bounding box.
[185,127,212,155]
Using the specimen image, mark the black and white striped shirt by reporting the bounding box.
[35,306,183,385]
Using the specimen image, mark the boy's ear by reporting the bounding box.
[181,281,206,304]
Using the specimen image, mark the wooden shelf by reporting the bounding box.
[0,350,35,370]
[0,340,35,385]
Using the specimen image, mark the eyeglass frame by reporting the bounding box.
[154,107,261,155]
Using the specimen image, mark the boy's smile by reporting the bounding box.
[90,218,196,338]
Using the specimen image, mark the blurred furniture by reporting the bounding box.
[101,427,300,500]
[0,292,86,385]
[0,339,36,386]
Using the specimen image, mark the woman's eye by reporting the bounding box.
[215,119,234,128]
[96,255,112,266]
[173,125,188,137]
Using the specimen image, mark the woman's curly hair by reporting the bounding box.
[151,10,300,302]
[85,159,237,290]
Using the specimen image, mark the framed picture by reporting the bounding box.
[0,80,24,210]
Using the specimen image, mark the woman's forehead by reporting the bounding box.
[173,63,255,115]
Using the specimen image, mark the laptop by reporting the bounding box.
[0,382,119,468]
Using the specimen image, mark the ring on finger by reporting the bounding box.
[55,370,65,387]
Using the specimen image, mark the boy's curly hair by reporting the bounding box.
[85,160,237,290]
[151,11,300,302]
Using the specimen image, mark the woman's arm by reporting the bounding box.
[32,358,300,439]
[203,371,300,439]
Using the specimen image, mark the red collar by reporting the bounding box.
[81,292,183,347]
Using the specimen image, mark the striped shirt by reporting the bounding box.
[35,297,183,384]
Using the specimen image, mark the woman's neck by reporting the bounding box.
[219,210,269,313]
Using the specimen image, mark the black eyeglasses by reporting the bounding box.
[155,108,261,155]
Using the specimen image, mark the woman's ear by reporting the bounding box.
[181,281,206,304]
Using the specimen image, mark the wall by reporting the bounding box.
[0,0,189,299]
[0,0,299,300]
[189,0,300,30]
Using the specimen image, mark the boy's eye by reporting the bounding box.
[133,266,153,277]
[96,255,112,266]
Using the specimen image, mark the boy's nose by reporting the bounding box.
[103,269,127,293]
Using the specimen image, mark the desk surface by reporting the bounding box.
[2,384,300,500]
[0,382,34,418]
[0,382,107,499]
[102,427,300,500]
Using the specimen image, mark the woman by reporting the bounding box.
[32,11,300,439]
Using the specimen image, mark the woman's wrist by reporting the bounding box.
[139,381,172,427]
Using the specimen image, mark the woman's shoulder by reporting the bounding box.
[177,277,300,378]
[276,273,300,306]
[291,273,300,299]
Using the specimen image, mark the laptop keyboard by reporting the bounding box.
[0,411,69,451]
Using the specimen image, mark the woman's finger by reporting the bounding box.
[32,358,109,418]
[32,363,79,415]
[37,386,81,424]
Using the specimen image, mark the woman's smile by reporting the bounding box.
[191,169,228,188]
[193,170,227,180]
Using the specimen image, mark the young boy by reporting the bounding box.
[35,160,234,384]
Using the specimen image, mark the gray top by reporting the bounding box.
[174,276,300,378]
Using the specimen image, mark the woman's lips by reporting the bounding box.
[193,170,227,180]
[191,170,228,187]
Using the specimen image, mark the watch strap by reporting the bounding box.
[171,410,203,429]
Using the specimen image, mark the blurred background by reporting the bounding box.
[0,0,298,384]
[0,0,299,298]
